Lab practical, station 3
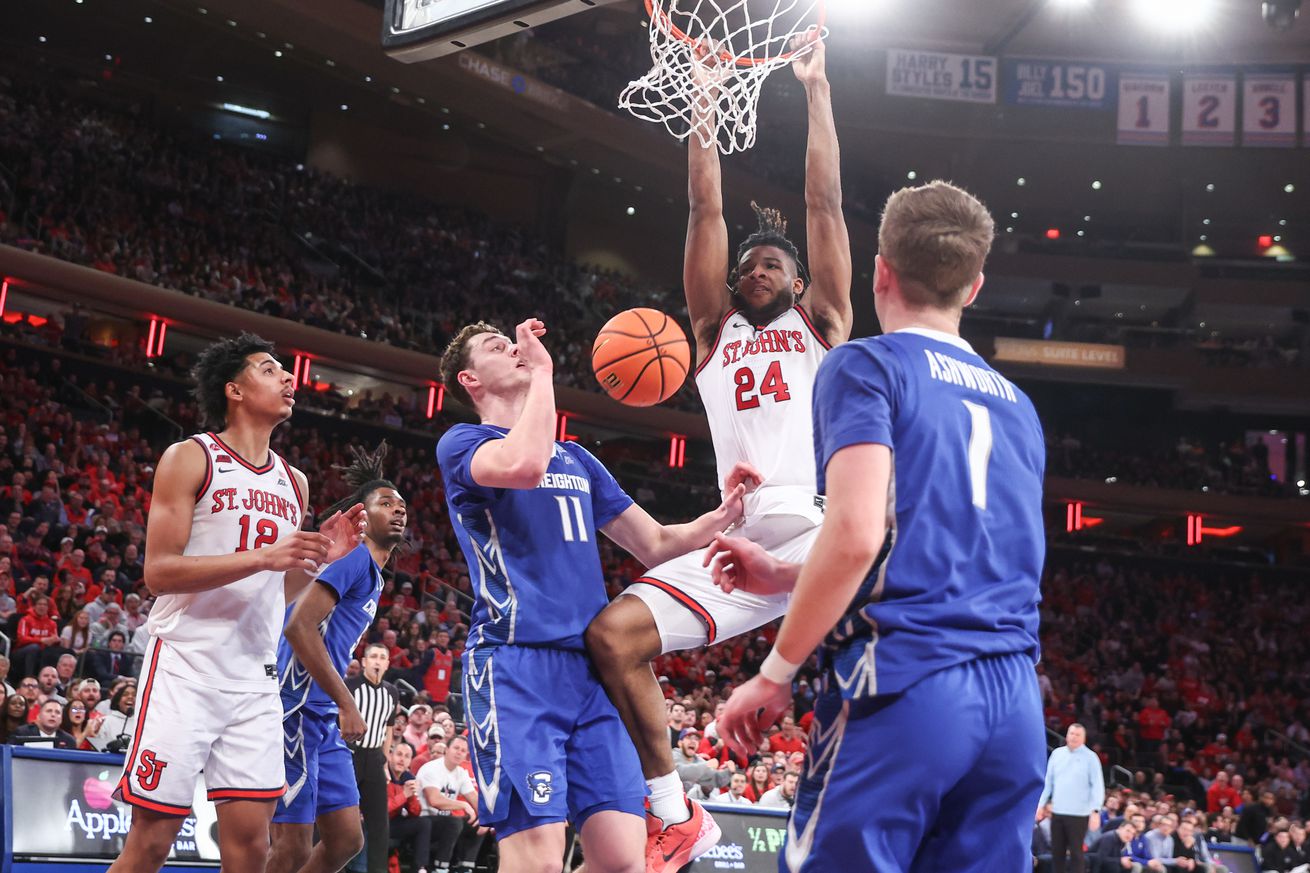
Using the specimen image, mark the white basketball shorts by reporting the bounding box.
[114,638,286,815]
[624,512,820,653]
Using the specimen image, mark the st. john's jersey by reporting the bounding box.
[694,305,831,520]
[145,432,305,693]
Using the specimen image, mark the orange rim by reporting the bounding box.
[643,0,826,68]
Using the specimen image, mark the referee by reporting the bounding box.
[348,642,400,873]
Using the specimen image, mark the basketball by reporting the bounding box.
[592,308,690,406]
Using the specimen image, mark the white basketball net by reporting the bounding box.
[619,0,825,154]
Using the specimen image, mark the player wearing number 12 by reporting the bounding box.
[108,333,365,873]
[713,181,1047,873]
[586,31,853,873]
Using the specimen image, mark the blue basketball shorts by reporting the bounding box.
[784,651,1046,873]
[462,645,646,839]
[274,707,360,824]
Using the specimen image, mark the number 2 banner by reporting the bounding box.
[1242,73,1297,147]
[1180,73,1236,146]
[1117,73,1171,146]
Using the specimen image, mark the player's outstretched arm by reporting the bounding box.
[792,32,853,345]
[283,578,368,743]
[144,440,332,596]
[469,318,557,490]
[685,42,731,364]
[601,481,747,569]
[718,443,889,754]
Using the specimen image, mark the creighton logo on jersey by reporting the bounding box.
[527,771,553,805]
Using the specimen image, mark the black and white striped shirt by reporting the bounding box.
[346,674,399,750]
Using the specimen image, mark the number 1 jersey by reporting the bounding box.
[812,329,1046,701]
[694,305,831,517]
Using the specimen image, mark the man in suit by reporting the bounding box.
[10,699,77,748]
[84,630,131,685]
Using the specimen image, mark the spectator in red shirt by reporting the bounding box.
[418,629,455,704]
[1137,697,1171,767]
[767,714,806,756]
[742,762,772,803]
[386,741,432,870]
[1206,771,1242,814]
[13,595,58,679]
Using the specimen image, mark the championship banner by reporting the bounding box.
[1004,59,1114,109]
[1242,73,1297,147]
[1117,73,1171,146]
[886,49,997,104]
[993,338,1126,370]
[1180,73,1237,146]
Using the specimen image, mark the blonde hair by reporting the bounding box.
[878,180,994,310]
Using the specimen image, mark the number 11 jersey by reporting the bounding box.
[694,305,831,518]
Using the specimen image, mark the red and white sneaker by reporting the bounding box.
[645,799,722,873]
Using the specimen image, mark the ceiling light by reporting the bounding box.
[1083,215,1091,222]
[1132,0,1218,31]
[626,206,637,216]
[325,59,336,67]
[442,123,450,130]
[104,54,112,60]
[226,18,237,26]
[1006,226,1014,233]
[364,75,372,82]
[221,102,271,119]
[38,35,47,43]
[1077,230,1085,237]
[906,170,917,180]
[1202,218,1211,225]
[143,16,152,23]
[1279,219,1287,226]
[198,6,207,13]
[1199,235,1208,241]
[1205,183,1215,192]
[1011,212,1019,219]
[1091,180,1102,190]
[340,104,348,111]
[274,50,283,57]
[1285,183,1295,193]
[215,75,224,82]
[1016,177,1026,186]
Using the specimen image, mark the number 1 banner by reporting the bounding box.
[1117,73,1171,146]
[1181,73,1236,146]
[1242,73,1297,147]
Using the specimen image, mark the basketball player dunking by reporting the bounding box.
[585,31,852,872]
[108,333,365,873]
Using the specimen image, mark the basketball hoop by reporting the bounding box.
[619,0,826,154]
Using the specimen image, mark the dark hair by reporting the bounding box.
[438,321,504,410]
[325,441,401,518]
[730,202,810,293]
[110,683,136,716]
[190,332,277,429]
[107,630,126,643]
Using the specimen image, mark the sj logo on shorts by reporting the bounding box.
[527,771,553,805]
[136,749,169,792]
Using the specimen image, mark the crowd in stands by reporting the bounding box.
[1046,433,1305,499]
[0,74,704,413]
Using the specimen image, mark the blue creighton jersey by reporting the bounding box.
[278,543,383,716]
[813,328,1045,701]
[436,424,634,651]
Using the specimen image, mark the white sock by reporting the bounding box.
[648,771,690,826]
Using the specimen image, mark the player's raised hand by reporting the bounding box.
[319,502,368,563]
[719,675,792,757]
[789,28,826,87]
[261,530,332,573]
[338,700,367,744]
[515,318,553,376]
[703,532,792,596]
[690,38,729,92]
[724,461,764,494]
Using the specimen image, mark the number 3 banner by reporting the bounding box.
[1117,73,1171,146]
[1242,73,1297,147]
[1181,73,1236,146]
